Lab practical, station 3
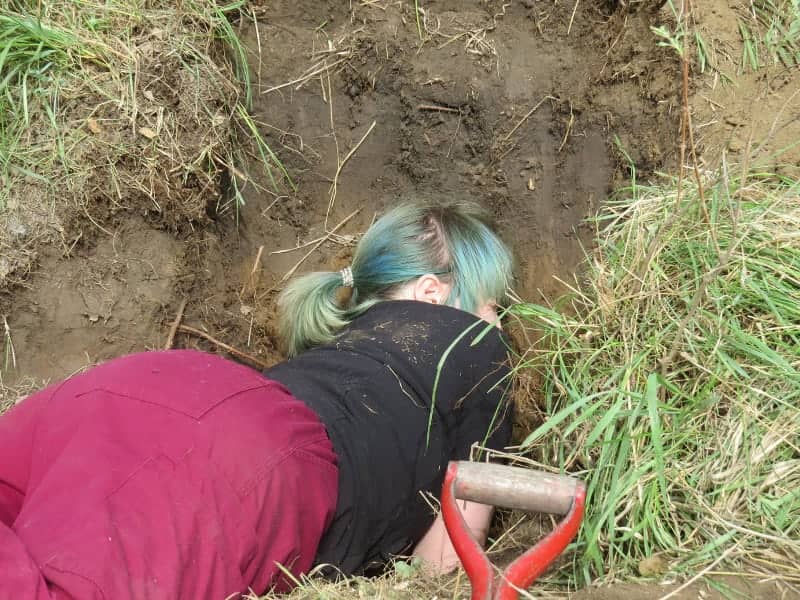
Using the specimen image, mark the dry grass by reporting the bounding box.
[251,570,476,600]
[0,377,39,416]
[251,574,574,600]
[0,1,289,293]
[251,542,574,600]
[512,161,800,586]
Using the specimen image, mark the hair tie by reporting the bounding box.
[339,266,354,288]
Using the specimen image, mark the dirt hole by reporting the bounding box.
[4,0,679,390]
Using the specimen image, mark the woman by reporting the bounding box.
[0,201,514,599]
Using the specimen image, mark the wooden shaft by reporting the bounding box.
[451,461,579,515]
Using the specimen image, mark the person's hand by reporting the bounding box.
[412,501,493,574]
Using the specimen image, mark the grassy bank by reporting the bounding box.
[515,162,800,585]
[0,0,284,289]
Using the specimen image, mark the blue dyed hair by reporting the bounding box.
[278,201,514,356]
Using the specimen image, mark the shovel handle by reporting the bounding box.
[442,461,586,600]
[449,461,579,515]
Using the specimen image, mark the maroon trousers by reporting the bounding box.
[0,350,338,600]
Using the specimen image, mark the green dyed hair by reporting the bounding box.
[278,201,514,356]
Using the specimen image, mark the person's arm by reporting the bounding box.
[412,500,493,573]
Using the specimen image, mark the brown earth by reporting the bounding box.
[2,0,798,598]
[690,0,800,176]
[2,0,680,384]
[569,576,797,600]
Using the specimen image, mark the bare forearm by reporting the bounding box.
[412,501,493,574]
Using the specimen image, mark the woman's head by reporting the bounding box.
[278,201,514,356]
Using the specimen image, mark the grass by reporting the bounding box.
[0,374,41,416]
[0,10,103,202]
[0,314,37,411]
[739,0,800,69]
[414,0,423,40]
[2,316,15,377]
[652,0,799,79]
[0,0,293,289]
[250,568,473,600]
[510,162,800,585]
[650,2,716,77]
[249,515,574,600]
[0,385,18,415]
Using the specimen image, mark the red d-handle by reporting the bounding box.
[441,461,586,600]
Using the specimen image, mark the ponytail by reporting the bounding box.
[277,201,514,357]
[278,271,348,356]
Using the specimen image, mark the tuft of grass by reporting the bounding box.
[0,1,294,290]
[693,30,709,73]
[2,316,15,376]
[0,10,107,206]
[0,374,42,416]
[739,0,800,70]
[650,1,714,76]
[739,19,762,71]
[235,104,296,193]
[0,316,38,408]
[512,163,800,585]
[249,568,475,600]
[208,0,253,105]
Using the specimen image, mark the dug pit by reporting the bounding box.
[4,0,679,395]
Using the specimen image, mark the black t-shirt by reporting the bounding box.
[264,300,513,575]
